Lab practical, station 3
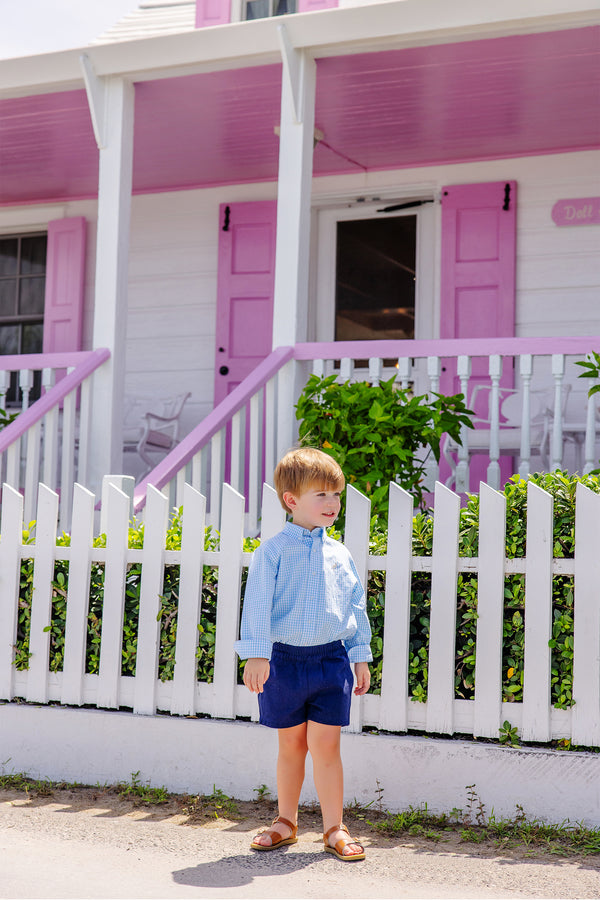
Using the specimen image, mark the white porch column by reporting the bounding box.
[83,61,134,494]
[272,28,316,458]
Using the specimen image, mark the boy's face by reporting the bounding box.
[283,483,342,531]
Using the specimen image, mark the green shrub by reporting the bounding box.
[13,471,599,721]
[295,373,473,516]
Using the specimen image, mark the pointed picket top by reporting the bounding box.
[344,484,370,590]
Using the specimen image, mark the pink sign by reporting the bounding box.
[551,197,600,226]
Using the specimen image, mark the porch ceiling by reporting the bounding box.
[1,26,598,206]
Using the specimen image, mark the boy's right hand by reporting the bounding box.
[243,658,270,693]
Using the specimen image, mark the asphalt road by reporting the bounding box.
[1,791,599,900]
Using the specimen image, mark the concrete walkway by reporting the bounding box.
[1,791,599,899]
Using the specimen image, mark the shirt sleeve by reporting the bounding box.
[234,543,277,660]
[344,554,373,663]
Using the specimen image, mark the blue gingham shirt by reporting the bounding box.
[235,521,372,663]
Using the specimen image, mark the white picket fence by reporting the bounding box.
[1,477,599,747]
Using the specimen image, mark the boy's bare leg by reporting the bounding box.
[307,721,363,856]
[253,722,308,846]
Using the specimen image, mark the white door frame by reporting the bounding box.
[312,197,436,342]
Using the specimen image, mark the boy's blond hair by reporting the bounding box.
[274,447,345,513]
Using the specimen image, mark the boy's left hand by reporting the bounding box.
[353,661,370,695]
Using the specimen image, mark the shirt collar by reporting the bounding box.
[284,521,325,541]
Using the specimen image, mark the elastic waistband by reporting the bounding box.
[272,640,345,660]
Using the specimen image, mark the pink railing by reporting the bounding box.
[0,349,111,529]
[133,335,599,529]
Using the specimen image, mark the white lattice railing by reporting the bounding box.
[0,349,110,530]
[133,336,600,529]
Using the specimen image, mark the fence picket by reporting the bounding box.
[0,485,24,701]
[1,474,599,748]
[379,482,413,732]
[344,485,371,734]
[171,484,206,716]
[61,484,95,707]
[26,484,59,704]
[473,483,506,738]
[426,482,460,734]
[212,483,245,719]
[134,486,169,715]
[260,483,286,542]
[572,484,600,746]
[522,482,554,742]
[96,484,130,710]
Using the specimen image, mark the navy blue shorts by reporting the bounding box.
[258,641,353,730]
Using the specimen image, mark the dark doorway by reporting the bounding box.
[335,215,416,342]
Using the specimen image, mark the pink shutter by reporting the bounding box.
[43,216,86,353]
[439,181,517,490]
[298,0,338,9]
[195,0,230,27]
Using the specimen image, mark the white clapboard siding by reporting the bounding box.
[344,485,371,734]
[61,484,95,707]
[0,485,24,701]
[522,481,554,742]
[134,486,169,715]
[212,483,245,719]
[426,481,461,734]
[379,482,413,732]
[26,484,59,704]
[170,484,206,716]
[473,484,506,738]
[96,484,131,710]
[572,483,600,747]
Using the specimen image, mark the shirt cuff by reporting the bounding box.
[346,644,373,664]
[234,640,273,660]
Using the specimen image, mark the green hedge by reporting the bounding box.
[13,472,599,713]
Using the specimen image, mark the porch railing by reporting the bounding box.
[2,476,599,747]
[0,349,111,530]
[134,336,600,529]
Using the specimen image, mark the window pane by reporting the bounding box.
[22,323,44,354]
[19,277,45,315]
[0,279,17,317]
[245,0,269,19]
[20,235,47,275]
[0,239,18,278]
[0,324,19,355]
[275,0,295,13]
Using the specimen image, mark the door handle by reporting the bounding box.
[219,365,229,376]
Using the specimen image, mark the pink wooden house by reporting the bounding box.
[0,0,599,528]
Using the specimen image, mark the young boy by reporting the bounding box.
[235,447,372,861]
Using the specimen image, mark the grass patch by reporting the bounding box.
[0,772,598,860]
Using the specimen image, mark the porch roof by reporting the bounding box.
[0,12,598,205]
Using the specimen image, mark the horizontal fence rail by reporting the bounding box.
[1,476,599,748]
[133,337,600,530]
[0,349,110,531]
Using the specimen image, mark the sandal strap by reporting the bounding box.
[273,815,297,834]
[323,823,349,844]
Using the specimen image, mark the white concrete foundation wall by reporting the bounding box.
[1,704,598,827]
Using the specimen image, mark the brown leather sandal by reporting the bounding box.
[323,824,365,861]
[250,815,298,851]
